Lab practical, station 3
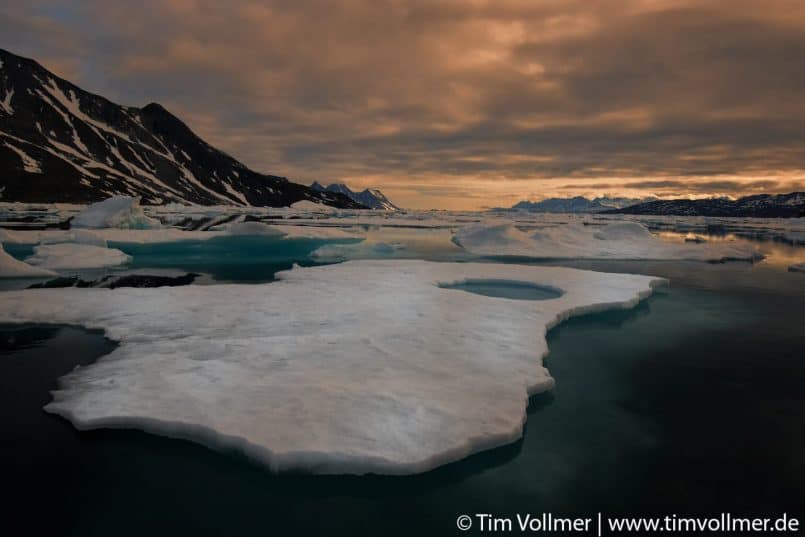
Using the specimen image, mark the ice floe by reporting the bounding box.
[0,260,664,474]
[71,196,159,229]
[290,199,326,210]
[225,221,287,237]
[0,243,57,278]
[25,243,131,270]
[39,229,108,248]
[453,221,761,262]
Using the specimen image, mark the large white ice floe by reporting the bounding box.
[71,196,160,229]
[0,260,665,474]
[24,243,131,270]
[0,243,57,278]
[453,220,760,262]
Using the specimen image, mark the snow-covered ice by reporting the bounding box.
[0,260,664,474]
[290,200,326,210]
[453,221,761,262]
[39,229,108,248]
[225,221,287,237]
[71,196,159,229]
[0,243,57,278]
[25,243,131,270]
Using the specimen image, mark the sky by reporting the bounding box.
[3,0,805,209]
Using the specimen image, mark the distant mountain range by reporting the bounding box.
[311,182,399,210]
[0,48,364,208]
[504,196,655,213]
[606,192,805,218]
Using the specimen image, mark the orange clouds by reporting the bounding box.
[3,0,805,208]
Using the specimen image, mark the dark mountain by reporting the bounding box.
[0,48,364,208]
[606,192,805,218]
[310,181,399,210]
[506,196,652,213]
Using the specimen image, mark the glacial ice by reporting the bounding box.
[25,243,131,270]
[71,196,160,229]
[0,260,664,474]
[453,221,761,262]
[0,243,57,278]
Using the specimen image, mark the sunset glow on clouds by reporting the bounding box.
[3,0,805,208]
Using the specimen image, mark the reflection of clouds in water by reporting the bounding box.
[656,231,805,268]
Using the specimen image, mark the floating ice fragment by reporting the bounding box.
[72,196,159,229]
[0,243,57,278]
[25,243,131,270]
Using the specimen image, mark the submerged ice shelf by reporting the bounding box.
[0,260,664,475]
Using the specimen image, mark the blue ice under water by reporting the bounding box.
[113,235,361,282]
[438,279,563,300]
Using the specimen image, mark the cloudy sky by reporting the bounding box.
[3,0,805,208]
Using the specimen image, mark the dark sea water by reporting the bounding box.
[1,237,804,535]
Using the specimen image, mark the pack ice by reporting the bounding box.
[0,243,57,278]
[453,221,760,261]
[0,260,665,474]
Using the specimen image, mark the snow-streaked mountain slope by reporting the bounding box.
[0,49,364,209]
[311,181,399,210]
[507,196,654,213]
[608,192,805,217]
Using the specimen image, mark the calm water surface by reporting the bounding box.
[0,231,803,535]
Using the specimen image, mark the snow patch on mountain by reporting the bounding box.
[506,196,653,213]
[2,141,41,172]
[311,182,399,210]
